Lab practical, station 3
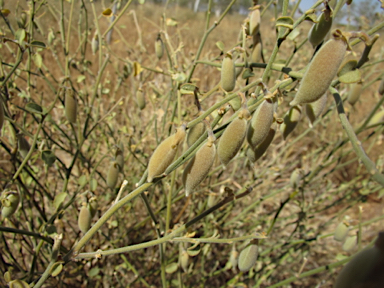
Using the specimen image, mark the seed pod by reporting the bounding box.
[305,93,327,127]
[65,89,77,124]
[207,193,216,208]
[0,100,4,132]
[88,197,98,218]
[290,31,348,106]
[221,53,236,92]
[235,54,244,79]
[78,205,92,233]
[308,7,333,48]
[92,33,99,55]
[290,168,304,189]
[247,98,275,149]
[17,134,30,159]
[342,235,357,252]
[249,7,260,36]
[1,192,20,218]
[8,280,30,288]
[247,121,276,163]
[229,248,239,270]
[187,122,205,147]
[238,244,258,272]
[250,41,262,64]
[180,249,189,273]
[148,125,186,182]
[183,133,216,196]
[155,34,164,59]
[335,232,384,288]
[347,82,363,106]
[367,110,384,126]
[136,88,146,110]
[107,161,119,189]
[334,222,349,242]
[379,78,384,96]
[218,109,249,167]
[48,29,55,46]
[280,106,302,140]
[115,143,124,172]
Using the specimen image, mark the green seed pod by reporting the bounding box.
[8,280,30,288]
[290,31,347,106]
[136,88,146,110]
[17,12,27,29]
[238,244,258,272]
[148,125,186,182]
[250,41,262,64]
[280,106,302,140]
[91,33,99,55]
[187,122,205,147]
[290,168,304,189]
[342,235,357,252]
[229,248,239,270]
[249,7,260,36]
[207,193,216,208]
[305,93,327,127]
[155,34,164,59]
[221,53,236,92]
[379,78,384,96]
[17,134,30,159]
[347,82,363,106]
[115,144,124,172]
[247,98,275,149]
[78,205,92,233]
[308,8,333,48]
[367,110,384,126]
[247,121,276,163]
[1,192,20,218]
[183,134,216,196]
[334,222,349,242]
[65,89,77,124]
[180,249,189,273]
[48,29,55,46]
[88,197,98,218]
[217,109,249,167]
[335,232,384,288]
[107,161,119,189]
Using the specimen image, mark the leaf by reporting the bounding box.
[187,242,201,257]
[287,28,300,41]
[216,41,225,52]
[102,8,112,16]
[30,40,46,48]
[26,102,43,114]
[78,175,87,186]
[338,69,361,84]
[33,53,42,68]
[53,192,68,209]
[77,75,86,83]
[15,29,26,44]
[337,59,358,77]
[89,267,100,277]
[50,262,63,277]
[165,262,178,274]
[42,150,56,166]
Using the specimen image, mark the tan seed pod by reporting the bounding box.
[250,41,262,64]
[308,8,333,48]
[183,134,216,196]
[280,106,302,140]
[207,193,216,208]
[17,134,30,159]
[334,222,349,242]
[148,125,186,182]
[247,121,276,163]
[107,161,119,189]
[249,7,260,36]
[180,249,189,273]
[136,88,146,110]
[247,98,275,149]
[347,82,363,106]
[8,280,30,288]
[305,93,327,127]
[92,33,99,55]
[238,244,258,272]
[342,235,357,252]
[65,89,77,124]
[221,54,236,92]
[1,192,20,218]
[379,78,384,96]
[290,168,304,189]
[78,205,92,233]
[155,34,164,59]
[290,31,348,106]
[187,122,205,147]
[335,232,384,288]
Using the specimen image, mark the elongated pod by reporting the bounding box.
[305,93,327,127]
[78,205,92,233]
[107,161,119,189]
[65,89,77,124]
[308,6,333,48]
[221,53,236,92]
[347,82,363,106]
[247,121,276,163]
[238,244,258,272]
[249,7,260,36]
[187,121,205,147]
[280,106,302,140]
[155,34,164,59]
[379,78,384,96]
[290,31,348,106]
[148,125,186,182]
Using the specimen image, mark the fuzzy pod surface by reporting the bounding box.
[182,141,216,196]
[148,126,186,182]
[305,93,327,127]
[115,145,124,172]
[247,121,276,163]
[107,161,119,189]
[65,89,77,124]
[187,122,205,147]
[1,193,20,218]
[308,11,333,48]
[238,244,258,272]
[78,205,92,233]
[342,235,357,252]
[249,8,260,36]
[290,34,347,106]
[136,89,146,110]
[180,250,189,273]
[347,82,363,106]
[247,98,275,149]
[334,222,349,242]
[218,117,247,167]
[280,106,302,140]
[221,54,236,92]
[155,36,164,59]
